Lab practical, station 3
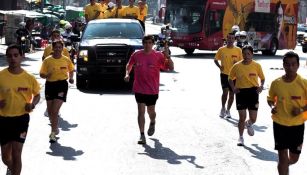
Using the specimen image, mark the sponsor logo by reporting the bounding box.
[249,73,256,76]
[291,96,301,100]
[17,87,28,92]
[60,66,67,70]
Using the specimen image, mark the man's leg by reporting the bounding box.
[1,143,13,170]
[11,141,24,175]
[277,150,290,175]
[137,103,146,133]
[238,110,247,137]
[227,91,234,111]
[147,105,156,136]
[221,88,229,109]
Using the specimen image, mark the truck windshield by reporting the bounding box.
[165,0,205,34]
[82,22,144,39]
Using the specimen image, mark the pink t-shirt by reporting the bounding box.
[128,50,166,94]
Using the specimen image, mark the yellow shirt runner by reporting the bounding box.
[229,60,265,88]
[0,68,40,117]
[214,46,243,75]
[268,75,307,126]
[40,55,74,82]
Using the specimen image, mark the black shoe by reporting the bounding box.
[147,122,155,136]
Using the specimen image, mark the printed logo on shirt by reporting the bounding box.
[232,55,238,58]
[291,96,301,100]
[249,73,256,77]
[60,66,67,70]
[17,87,28,92]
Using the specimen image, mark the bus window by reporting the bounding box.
[205,10,224,36]
[165,4,204,34]
[245,12,276,33]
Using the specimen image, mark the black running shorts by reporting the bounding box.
[273,122,304,154]
[0,114,30,145]
[236,87,259,110]
[135,93,159,106]
[45,80,68,102]
[220,73,233,91]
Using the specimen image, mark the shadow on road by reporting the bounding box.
[46,142,84,160]
[243,144,278,162]
[224,117,268,132]
[138,138,204,168]
[58,116,78,132]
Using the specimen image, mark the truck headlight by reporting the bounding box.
[79,50,88,62]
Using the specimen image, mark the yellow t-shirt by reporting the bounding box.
[40,55,74,82]
[104,9,114,18]
[124,6,140,19]
[43,45,70,59]
[0,68,40,117]
[267,75,307,126]
[138,6,147,21]
[98,3,108,19]
[214,46,243,75]
[84,3,101,21]
[229,60,265,88]
[112,6,127,18]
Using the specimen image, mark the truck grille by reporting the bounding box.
[95,45,130,64]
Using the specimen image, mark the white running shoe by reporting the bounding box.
[246,121,255,136]
[49,132,57,143]
[219,108,226,118]
[225,110,231,118]
[237,137,244,146]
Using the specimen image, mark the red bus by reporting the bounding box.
[164,0,298,55]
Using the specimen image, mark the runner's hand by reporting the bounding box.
[69,78,74,84]
[124,74,130,82]
[25,103,34,112]
[291,107,301,116]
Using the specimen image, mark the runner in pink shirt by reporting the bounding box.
[124,35,174,144]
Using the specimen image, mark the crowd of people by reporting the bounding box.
[84,0,148,30]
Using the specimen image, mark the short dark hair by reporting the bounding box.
[242,45,253,53]
[52,40,64,48]
[6,44,23,56]
[283,51,299,64]
[142,35,155,44]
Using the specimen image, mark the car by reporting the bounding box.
[297,24,307,44]
[76,19,144,89]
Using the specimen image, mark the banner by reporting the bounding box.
[255,0,271,13]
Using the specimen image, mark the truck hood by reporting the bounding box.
[80,39,143,47]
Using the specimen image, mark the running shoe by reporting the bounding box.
[219,108,226,118]
[225,110,231,118]
[237,137,244,146]
[49,132,57,143]
[147,122,156,136]
[6,168,11,175]
[246,121,255,136]
[137,135,146,144]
